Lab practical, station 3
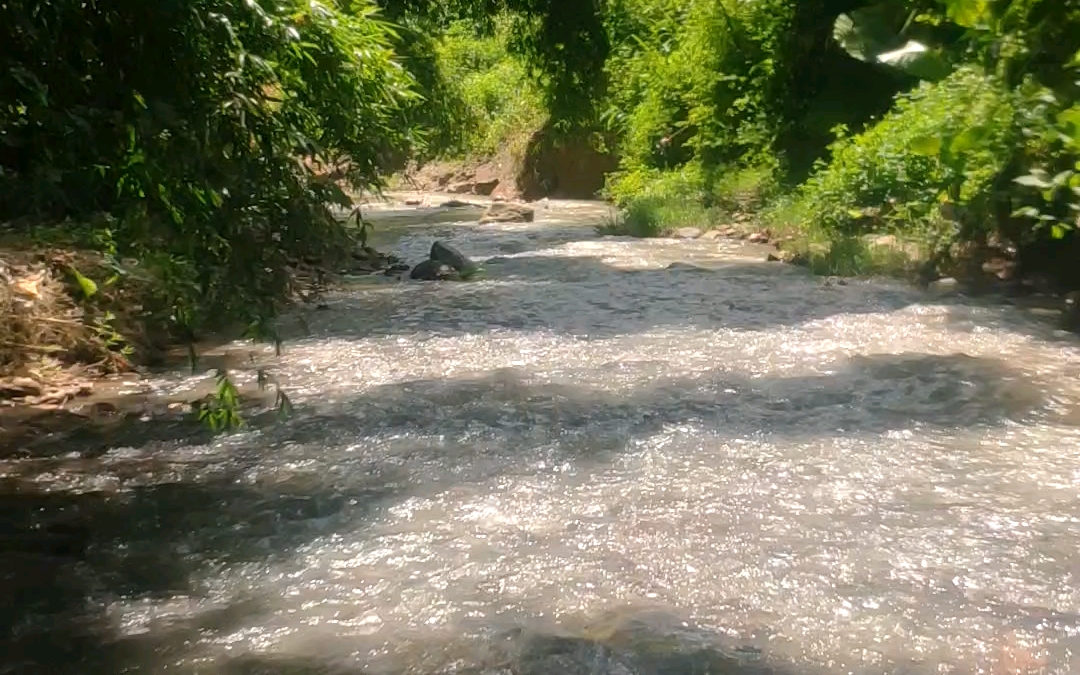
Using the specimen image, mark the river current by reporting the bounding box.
[3,198,1080,675]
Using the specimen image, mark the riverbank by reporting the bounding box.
[600,189,1080,333]
[0,193,549,452]
[0,205,406,442]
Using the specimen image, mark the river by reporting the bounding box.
[3,198,1080,675]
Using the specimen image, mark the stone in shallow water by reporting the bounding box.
[431,240,474,272]
[672,227,703,239]
[666,262,710,272]
[410,258,452,280]
[480,202,535,224]
[929,277,961,295]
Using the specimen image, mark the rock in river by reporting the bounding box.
[430,240,474,273]
[672,227,703,239]
[410,259,452,281]
[929,277,961,295]
[480,202,535,224]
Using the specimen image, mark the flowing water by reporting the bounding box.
[4,198,1080,675]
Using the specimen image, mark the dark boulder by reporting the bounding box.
[430,240,474,273]
[410,259,450,280]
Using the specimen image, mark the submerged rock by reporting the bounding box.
[480,202,535,224]
[509,616,753,675]
[929,277,961,295]
[666,262,709,272]
[672,227,703,239]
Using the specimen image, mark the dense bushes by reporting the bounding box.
[588,0,1080,286]
[1,0,418,340]
[435,19,546,159]
[770,68,1025,242]
[601,0,793,194]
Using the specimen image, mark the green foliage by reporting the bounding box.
[384,19,473,162]
[614,197,715,238]
[804,235,916,277]
[833,2,954,82]
[597,0,793,231]
[601,0,793,177]
[603,164,708,236]
[1010,54,1080,240]
[1,0,419,336]
[770,68,1022,240]
[379,0,610,125]
[196,370,244,433]
[436,19,546,158]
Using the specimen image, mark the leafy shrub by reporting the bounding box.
[613,196,715,237]
[436,19,547,159]
[601,164,711,236]
[768,67,1022,242]
[1009,55,1080,242]
[601,0,792,176]
[1,0,418,335]
[604,164,707,207]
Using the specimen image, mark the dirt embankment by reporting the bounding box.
[401,129,618,201]
[0,227,400,439]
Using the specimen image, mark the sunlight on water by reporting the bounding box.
[5,199,1080,675]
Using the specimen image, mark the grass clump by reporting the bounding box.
[614,196,715,237]
[602,165,711,236]
[602,163,776,237]
[803,236,922,277]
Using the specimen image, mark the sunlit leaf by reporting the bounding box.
[945,0,991,28]
[949,126,986,154]
[1014,174,1051,189]
[70,268,98,298]
[1052,170,1075,188]
[909,135,942,156]
[1011,206,1041,219]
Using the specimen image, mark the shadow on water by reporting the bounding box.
[288,255,924,341]
[218,622,795,675]
[0,474,401,675]
[0,349,1050,673]
[275,352,1045,447]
